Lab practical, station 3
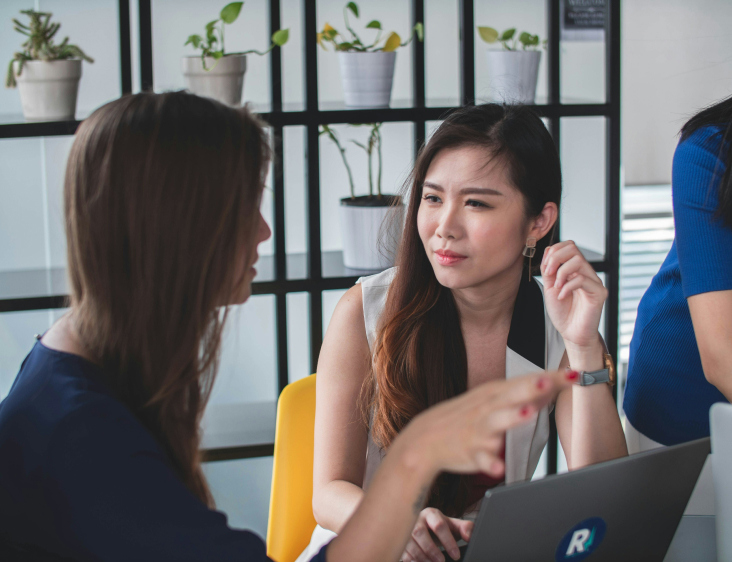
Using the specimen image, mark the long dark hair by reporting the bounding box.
[65,92,270,505]
[365,104,562,516]
[680,95,732,228]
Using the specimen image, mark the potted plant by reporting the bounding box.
[317,2,423,108]
[477,26,544,104]
[320,123,405,270]
[5,10,93,121]
[183,2,289,106]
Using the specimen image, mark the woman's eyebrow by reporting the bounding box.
[422,181,503,196]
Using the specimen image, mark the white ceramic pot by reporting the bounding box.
[15,59,82,121]
[339,196,405,270]
[484,50,541,104]
[182,54,247,106]
[338,51,396,108]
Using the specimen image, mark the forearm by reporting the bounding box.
[326,429,437,562]
[563,339,628,469]
[313,480,365,533]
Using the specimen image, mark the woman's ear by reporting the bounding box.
[529,202,558,240]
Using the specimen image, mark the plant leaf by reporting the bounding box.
[272,28,289,46]
[477,26,498,43]
[414,22,424,41]
[346,2,359,18]
[382,31,400,52]
[220,2,243,24]
[336,41,354,51]
[501,28,516,41]
[365,20,381,30]
[205,19,219,33]
[185,34,202,48]
[212,50,224,59]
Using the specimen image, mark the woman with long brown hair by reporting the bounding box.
[0,92,573,561]
[305,104,628,562]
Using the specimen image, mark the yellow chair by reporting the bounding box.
[266,374,318,562]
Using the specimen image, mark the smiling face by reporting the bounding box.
[417,145,551,291]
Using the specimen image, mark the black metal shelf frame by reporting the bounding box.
[0,1,621,473]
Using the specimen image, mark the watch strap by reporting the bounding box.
[578,368,611,386]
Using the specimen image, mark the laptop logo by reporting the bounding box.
[555,517,607,560]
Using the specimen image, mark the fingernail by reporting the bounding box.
[536,377,549,389]
[451,549,460,559]
[566,370,579,381]
[519,405,531,417]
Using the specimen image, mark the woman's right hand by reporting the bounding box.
[399,369,574,484]
[401,507,473,562]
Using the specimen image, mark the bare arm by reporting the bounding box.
[555,339,628,469]
[688,289,732,401]
[542,241,627,470]
[312,284,372,532]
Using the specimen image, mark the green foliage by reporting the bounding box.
[184,2,289,70]
[319,123,384,199]
[6,9,93,88]
[317,2,423,53]
[476,25,544,51]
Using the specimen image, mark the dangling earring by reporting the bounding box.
[523,237,537,282]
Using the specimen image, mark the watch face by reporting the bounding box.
[604,354,616,385]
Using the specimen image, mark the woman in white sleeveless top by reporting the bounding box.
[299,105,627,562]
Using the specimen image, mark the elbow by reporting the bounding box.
[311,489,327,528]
[700,351,728,390]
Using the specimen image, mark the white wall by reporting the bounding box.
[622,0,732,185]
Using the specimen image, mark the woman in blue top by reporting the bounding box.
[624,96,732,449]
[0,92,572,561]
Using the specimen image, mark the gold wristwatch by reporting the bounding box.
[575,353,616,387]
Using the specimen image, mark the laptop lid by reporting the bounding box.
[711,403,732,561]
[463,437,710,562]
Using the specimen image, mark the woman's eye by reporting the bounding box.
[422,194,440,203]
[466,199,490,208]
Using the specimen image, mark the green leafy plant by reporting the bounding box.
[477,26,545,51]
[185,2,289,69]
[317,2,423,53]
[320,123,384,200]
[6,9,94,88]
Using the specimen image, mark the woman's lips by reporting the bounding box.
[435,250,467,266]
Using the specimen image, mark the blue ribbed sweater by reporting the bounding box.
[623,125,732,446]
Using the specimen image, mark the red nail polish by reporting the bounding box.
[536,377,549,390]
[566,370,579,381]
[520,405,531,417]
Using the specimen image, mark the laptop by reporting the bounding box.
[711,403,732,562]
[460,437,710,562]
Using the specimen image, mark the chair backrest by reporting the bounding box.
[266,374,317,562]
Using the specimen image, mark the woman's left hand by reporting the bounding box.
[540,241,608,350]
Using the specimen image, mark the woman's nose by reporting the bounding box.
[258,211,272,243]
[434,205,461,240]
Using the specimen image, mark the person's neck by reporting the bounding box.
[41,310,98,364]
[451,261,523,335]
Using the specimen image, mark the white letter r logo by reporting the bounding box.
[566,529,591,555]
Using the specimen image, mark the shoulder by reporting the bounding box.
[673,125,727,189]
[357,266,397,290]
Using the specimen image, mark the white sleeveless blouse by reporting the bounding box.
[296,267,566,562]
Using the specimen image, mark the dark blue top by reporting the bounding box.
[0,341,329,562]
[624,125,732,445]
